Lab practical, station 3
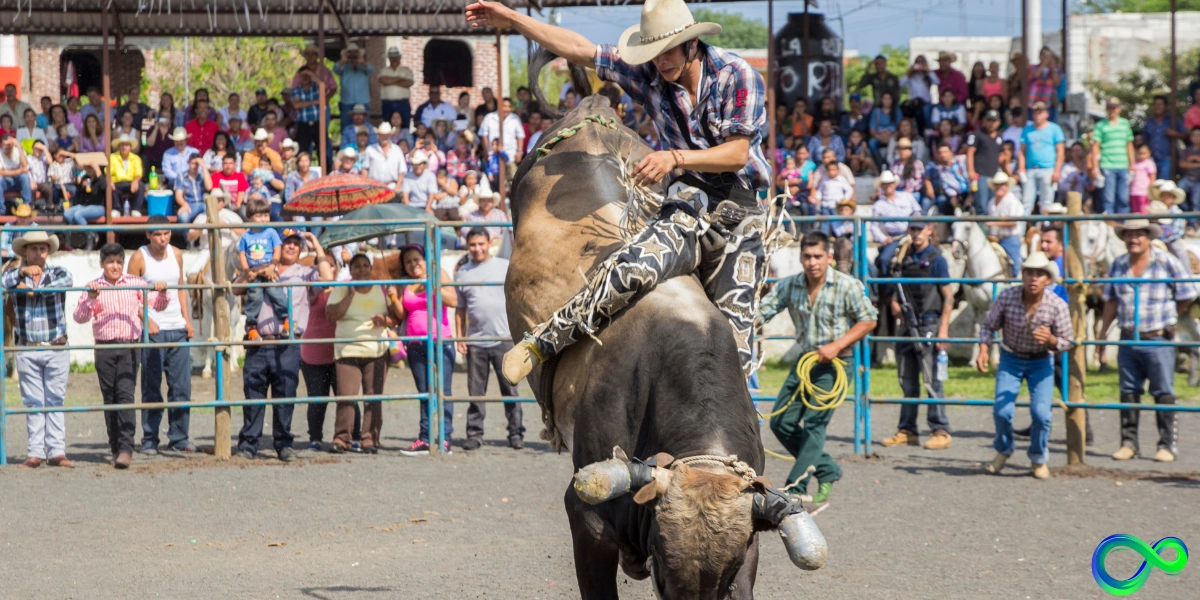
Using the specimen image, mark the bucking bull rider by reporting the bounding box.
[466,0,771,386]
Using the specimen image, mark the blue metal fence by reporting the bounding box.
[2,211,1198,465]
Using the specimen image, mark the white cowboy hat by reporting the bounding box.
[1151,179,1186,203]
[280,138,297,150]
[617,0,722,66]
[987,171,1012,190]
[377,122,395,136]
[206,187,229,202]
[252,128,270,141]
[1044,202,1067,215]
[115,133,136,147]
[351,104,367,114]
[387,46,402,57]
[339,146,358,159]
[167,127,190,142]
[874,170,898,188]
[1113,218,1162,240]
[1021,251,1060,282]
[12,230,59,255]
[410,149,428,165]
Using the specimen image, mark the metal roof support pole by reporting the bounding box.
[497,28,506,204]
[318,2,328,176]
[767,0,775,200]
[1170,0,1178,177]
[103,3,114,244]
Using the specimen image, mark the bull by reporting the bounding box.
[504,51,826,599]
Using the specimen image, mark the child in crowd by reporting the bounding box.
[1130,144,1157,213]
[1151,181,1189,268]
[822,198,856,238]
[54,123,76,153]
[846,129,876,175]
[935,119,962,154]
[816,161,855,215]
[237,198,289,339]
[485,138,509,192]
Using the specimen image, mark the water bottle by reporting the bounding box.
[123,199,131,217]
[936,349,949,382]
[149,167,159,191]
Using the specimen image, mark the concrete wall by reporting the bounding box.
[908,36,1014,83]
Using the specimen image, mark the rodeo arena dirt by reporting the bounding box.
[2,0,1200,598]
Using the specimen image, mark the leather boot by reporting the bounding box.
[1156,394,1179,457]
[1117,393,1141,457]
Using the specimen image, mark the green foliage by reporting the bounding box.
[693,8,768,50]
[69,362,96,374]
[843,44,911,104]
[1077,0,1200,13]
[151,37,307,107]
[1085,46,1200,128]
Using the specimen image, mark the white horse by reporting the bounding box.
[185,245,244,379]
[950,213,1013,314]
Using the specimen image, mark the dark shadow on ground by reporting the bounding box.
[300,586,397,600]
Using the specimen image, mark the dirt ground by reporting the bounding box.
[1,367,1197,599]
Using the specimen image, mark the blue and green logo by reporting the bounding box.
[1091,534,1188,596]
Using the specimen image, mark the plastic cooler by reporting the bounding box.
[146,189,174,216]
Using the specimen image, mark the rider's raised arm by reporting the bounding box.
[466,1,597,66]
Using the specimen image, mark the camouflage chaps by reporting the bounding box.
[525,199,766,378]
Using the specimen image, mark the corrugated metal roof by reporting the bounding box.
[0,0,757,36]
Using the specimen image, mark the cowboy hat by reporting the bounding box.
[12,203,35,218]
[896,137,913,149]
[461,129,476,145]
[339,146,358,159]
[387,46,402,58]
[377,122,395,136]
[1044,202,1067,215]
[167,127,190,142]
[351,104,367,114]
[114,133,136,147]
[987,171,1012,190]
[617,0,722,66]
[836,198,857,211]
[1114,218,1162,239]
[12,230,59,255]
[937,50,957,62]
[1021,251,1060,282]
[410,149,428,165]
[1151,179,1186,203]
[252,128,270,141]
[874,170,898,188]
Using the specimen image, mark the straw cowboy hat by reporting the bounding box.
[167,127,190,142]
[836,198,857,211]
[874,170,898,188]
[1113,218,1162,239]
[252,128,270,141]
[617,0,722,65]
[12,203,36,218]
[12,230,59,255]
[1151,179,1186,203]
[114,133,136,147]
[987,171,1012,190]
[377,122,395,136]
[1022,251,1060,282]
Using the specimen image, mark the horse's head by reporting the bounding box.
[950,208,971,260]
[574,454,826,599]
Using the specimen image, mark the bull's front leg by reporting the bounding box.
[564,484,621,600]
[728,534,761,600]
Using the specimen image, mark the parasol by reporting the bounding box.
[317,202,445,249]
[282,173,395,217]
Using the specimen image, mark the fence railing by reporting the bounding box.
[0,208,1193,464]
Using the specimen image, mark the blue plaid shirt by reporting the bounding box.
[291,83,320,124]
[2,264,73,344]
[595,42,769,191]
[1103,248,1200,332]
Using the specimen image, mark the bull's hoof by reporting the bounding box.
[201,369,213,380]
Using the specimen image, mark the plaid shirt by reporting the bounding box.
[979,286,1072,354]
[760,267,878,354]
[72,274,170,342]
[2,264,73,345]
[1027,64,1061,105]
[291,83,320,124]
[595,42,769,191]
[1103,248,1200,332]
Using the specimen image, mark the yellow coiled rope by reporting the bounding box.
[759,352,850,461]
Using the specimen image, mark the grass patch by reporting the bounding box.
[70,362,96,374]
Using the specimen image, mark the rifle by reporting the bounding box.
[894,280,944,399]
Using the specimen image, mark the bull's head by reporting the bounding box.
[574,449,827,599]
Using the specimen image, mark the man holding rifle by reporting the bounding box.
[880,223,956,450]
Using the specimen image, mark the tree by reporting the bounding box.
[693,9,767,50]
[1078,0,1200,13]
[843,44,911,103]
[151,37,308,109]
[1086,46,1200,128]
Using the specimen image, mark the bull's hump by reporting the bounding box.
[633,277,717,335]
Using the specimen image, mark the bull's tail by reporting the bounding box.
[528,47,593,122]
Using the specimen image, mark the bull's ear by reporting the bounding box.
[653,452,674,468]
[613,447,630,462]
[632,467,673,504]
[747,476,774,494]
[633,482,660,504]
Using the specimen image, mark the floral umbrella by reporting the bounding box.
[282,173,395,217]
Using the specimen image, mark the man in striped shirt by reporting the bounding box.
[468,0,771,383]
[74,244,171,469]
[1,231,73,469]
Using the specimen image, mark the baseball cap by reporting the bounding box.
[255,88,267,95]
[984,109,1001,120]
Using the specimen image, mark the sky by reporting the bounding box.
[514,0,1070,59]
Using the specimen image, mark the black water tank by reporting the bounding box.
[776,12,843,110]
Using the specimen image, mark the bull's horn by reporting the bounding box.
[574,459,633,504]
[778,511,828,570]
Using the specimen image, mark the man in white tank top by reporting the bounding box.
[127,216,197,453]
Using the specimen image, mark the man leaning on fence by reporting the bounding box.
[2,231,73,469]
[73,244,170,469]
[880,221,955,450]
[978,252,1072,480]
[760,231,877,513]
[1100,219,1199,463]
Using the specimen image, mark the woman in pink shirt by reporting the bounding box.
[1130,144,1157,213]
[393,244,459,456]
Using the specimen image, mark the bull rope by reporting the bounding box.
[534,114,620,158]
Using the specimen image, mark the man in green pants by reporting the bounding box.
[760,231,877,513]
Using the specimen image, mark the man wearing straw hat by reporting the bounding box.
[977,252,1072,479]
[1,230,74,468]
[466,0,771,382]
[1100,218,1199,463]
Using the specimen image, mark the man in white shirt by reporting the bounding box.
[985,172,1025,276]
[0,133,32,208]
[379,47,415,130]
[416,86,458,129]
[0,84,32,125]
[362,123,407,189]
[479,98,526,166]
[401,150,440,211]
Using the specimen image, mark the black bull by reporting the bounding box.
[503,62,822,598]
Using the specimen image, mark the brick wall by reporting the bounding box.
[400,36,501,116]
[28,42,157,106]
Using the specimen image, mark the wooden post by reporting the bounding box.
[1065,191,1087,464]
[1170,0,1178,179]
[207,194,232,460]
[318,4,328,175]
[767,0,776,199]
[102,6,114,244]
